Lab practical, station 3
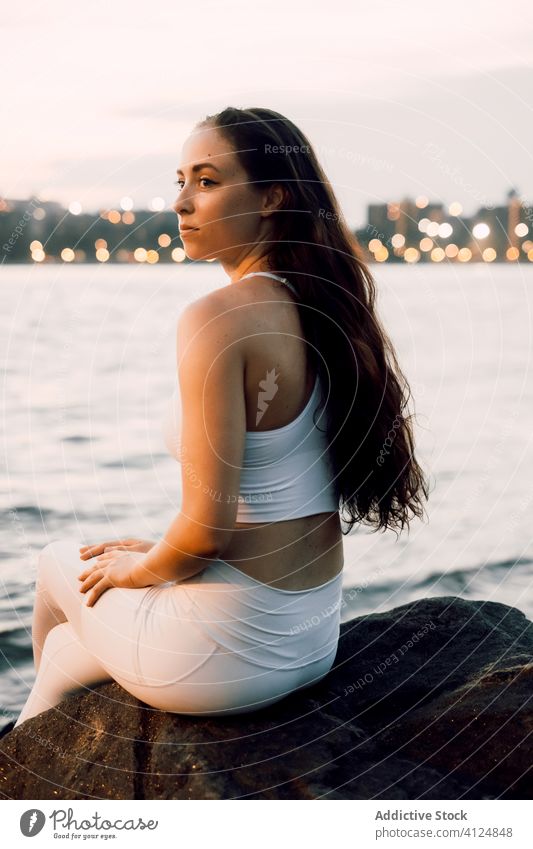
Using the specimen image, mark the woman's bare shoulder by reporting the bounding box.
[185,282,262,320]
[177,285,250,343]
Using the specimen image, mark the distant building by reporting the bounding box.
[2,189,532,264]
[507,188,522,248]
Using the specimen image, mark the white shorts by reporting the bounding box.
[33,537,343,716]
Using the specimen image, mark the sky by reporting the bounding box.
[1,0,532,227]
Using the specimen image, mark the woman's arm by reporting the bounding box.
[131,512,223,586]
[79,515,222,605]
[133,294,247,587]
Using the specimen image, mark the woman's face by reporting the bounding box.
[173,127,272,263]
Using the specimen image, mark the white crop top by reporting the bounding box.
[161,272,339,522]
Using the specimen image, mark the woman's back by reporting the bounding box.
[208,272,344,592]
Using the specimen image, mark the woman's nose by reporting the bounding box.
[172,199,185,216]
[173,193,193,216]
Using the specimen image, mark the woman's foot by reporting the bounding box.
[0,720,15,739]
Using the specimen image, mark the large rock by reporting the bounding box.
[1,596,531,799]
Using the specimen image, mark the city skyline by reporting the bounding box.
[2,187,531,264]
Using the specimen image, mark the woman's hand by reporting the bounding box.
[79,538,156,561]
[77,550,150,607]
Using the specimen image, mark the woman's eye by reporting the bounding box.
[174,178,214,189]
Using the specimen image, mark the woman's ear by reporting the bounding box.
[261,183,288,217]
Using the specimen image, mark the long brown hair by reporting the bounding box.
[196,106,430,537]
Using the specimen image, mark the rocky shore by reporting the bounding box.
[1,596,531,799]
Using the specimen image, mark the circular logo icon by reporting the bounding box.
[20,809,46,836]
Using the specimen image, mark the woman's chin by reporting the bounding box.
[181,245,201,260]
[183,245,218,262]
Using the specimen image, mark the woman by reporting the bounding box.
[11,106,428,728]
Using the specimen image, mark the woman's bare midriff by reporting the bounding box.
[217,275,344,592]
[220,512,344,591]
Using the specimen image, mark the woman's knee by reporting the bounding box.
[40,622,79,666]
[38,538,81,578]
[40,537,80,557]
[36,539,85,617]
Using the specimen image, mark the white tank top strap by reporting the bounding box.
[238,271,297,296]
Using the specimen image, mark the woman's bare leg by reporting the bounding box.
[14,621,111,728]
[30,539,88,674]
[32,574,68,674]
